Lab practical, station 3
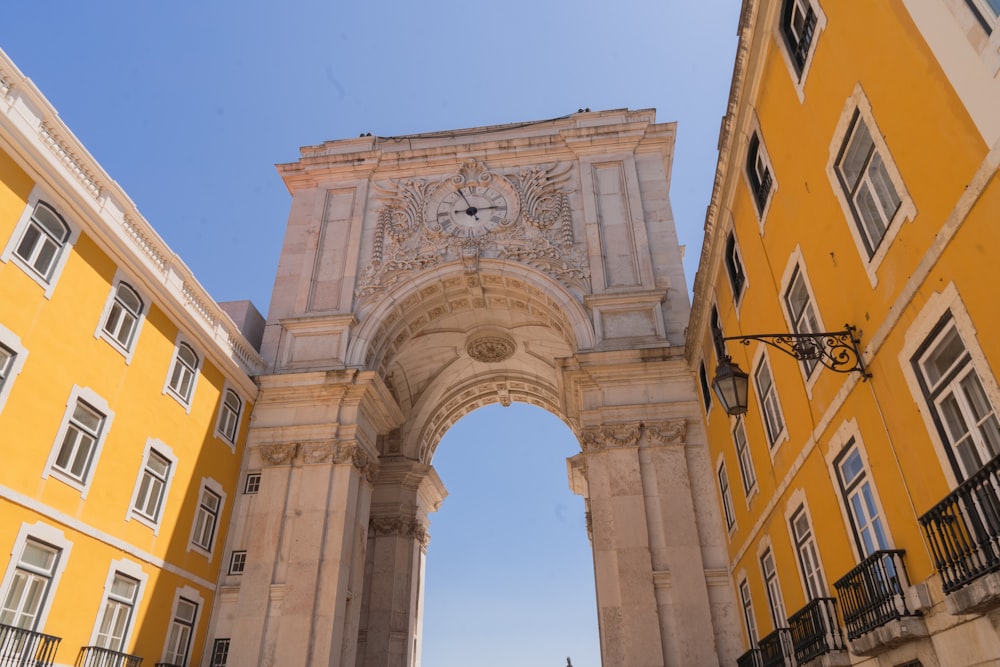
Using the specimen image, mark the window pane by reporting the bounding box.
[21,543,57,572]
[840,119,873,188]
[921,327,965,387]
[73,404,103,433]
[33,204,68,240]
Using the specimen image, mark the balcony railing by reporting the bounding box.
[736,647,763,667]
[787,597,845,662]
[758,627,794,667]
[919,455,1000,594]
[833,549,916,640]
[0,623,61,667]
[77,646,142,667]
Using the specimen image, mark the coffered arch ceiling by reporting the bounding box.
[348,259,594,461]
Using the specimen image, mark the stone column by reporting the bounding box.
[357,457,446,667]
[569,420,724,667]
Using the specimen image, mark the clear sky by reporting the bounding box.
[1,2,740,665]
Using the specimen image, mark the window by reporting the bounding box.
[718,461,736,532]
[746,131,773,216]
[783,264,821,375]
[710,306,726,360]
[0,325,27,415]
[835,111,902,259]
[94,573,139,652]
[100,282,144,353]
[967,0,1000,31]
[166,342,199,405]
[733,419,757,496]
[835,440,890,556]
[739,578,759,645]
[191,485,222,553]
[211,639,230,667]
[755,357,785,447]
[790,505,827,599]
[913,316,1000,480]
[133,449,171,524]
[228,551,246,575]
[699,361,713,412]
[52,399,106,485]
[0,539,60,630]
[216,389,242,443]
[244,472,261,495]
[760,548,788,629]
[724,231,746,302]
[163,597,198,667]
[780,0,819,78]
[11,202,69,282]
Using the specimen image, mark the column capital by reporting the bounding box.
[578,418,686,451]
[369,515,430,548]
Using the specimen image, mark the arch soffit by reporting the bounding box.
[346,258,597,371]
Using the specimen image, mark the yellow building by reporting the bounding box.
[688,0,1000,665]
[0,51,265,666]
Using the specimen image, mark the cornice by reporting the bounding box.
[0,49,266,384]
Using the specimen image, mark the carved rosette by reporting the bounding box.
[356,160,589,300]
[258,443,298,466]
[334,442,380,483]
[369,516,430,548]
[466,335,516,363]
[579,419,686,451]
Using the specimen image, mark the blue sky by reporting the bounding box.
[1,2,740,665]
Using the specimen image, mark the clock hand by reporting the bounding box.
[455,188,473,207]
[453,206,502,213]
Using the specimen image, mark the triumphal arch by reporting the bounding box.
[212,110,740,666]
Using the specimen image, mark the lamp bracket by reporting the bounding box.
[716,324,871,379]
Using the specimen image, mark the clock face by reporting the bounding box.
[435,184,510,238]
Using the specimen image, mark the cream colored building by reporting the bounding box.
[210,110,742,667]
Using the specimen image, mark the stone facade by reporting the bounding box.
[210,110,741,666]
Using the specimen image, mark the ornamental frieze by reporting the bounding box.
[369,516,430,547]
[259,443,298,466]
[579,419,686,451]
[356,160,589,300]
[335,442,380,483]
[301,441,337,464]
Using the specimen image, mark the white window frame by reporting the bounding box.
[88,559,147,654]
[827,424,893,560]
[827,85,916,287]
[188,478,226,559]
[774,0,827,99]
[759,543,788,631]
[210,638,231,667]
[699,359,714,414]
[163,336,202,411]
[213,385,243,447]
[0,192,79,298]
[127,439,177,534]
[95,273,148,361]
[0,523,72,633]
[717,457,737,535]
[738,573,759,645]
[243,472,261,495]
[724,227,749,308]
[784,492,828,599]
[161,586,203,667]
[228,550,247,576]
[42,386,115,497]
[779,250,825,385]
[743,123,777,225]
[0,323,28,415]
[733,418,758,499]
[753,348,788,451]
[900,283,1000,488]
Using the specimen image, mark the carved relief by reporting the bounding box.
[369,516,430,547]
[466,335,516,363]
[301,441,337,464]
[259,443,298,466]
[335,442,380,483]
[578,419,686,451]
[356,160,589,300]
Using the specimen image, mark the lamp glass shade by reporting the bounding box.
[712,358,750,416]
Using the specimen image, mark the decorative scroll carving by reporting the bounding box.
[335,442,380,483]
[301,441,337,464]
[645,420,687,445]
[580,423,643,451]
[369,516,430,547]
[259,443,298,466]
[356,160,589,300]
[466,335,516,363]
[579,419,686,451]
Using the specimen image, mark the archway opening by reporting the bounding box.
[421,403,600,667]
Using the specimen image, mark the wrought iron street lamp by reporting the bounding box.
[711,325,871,416]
